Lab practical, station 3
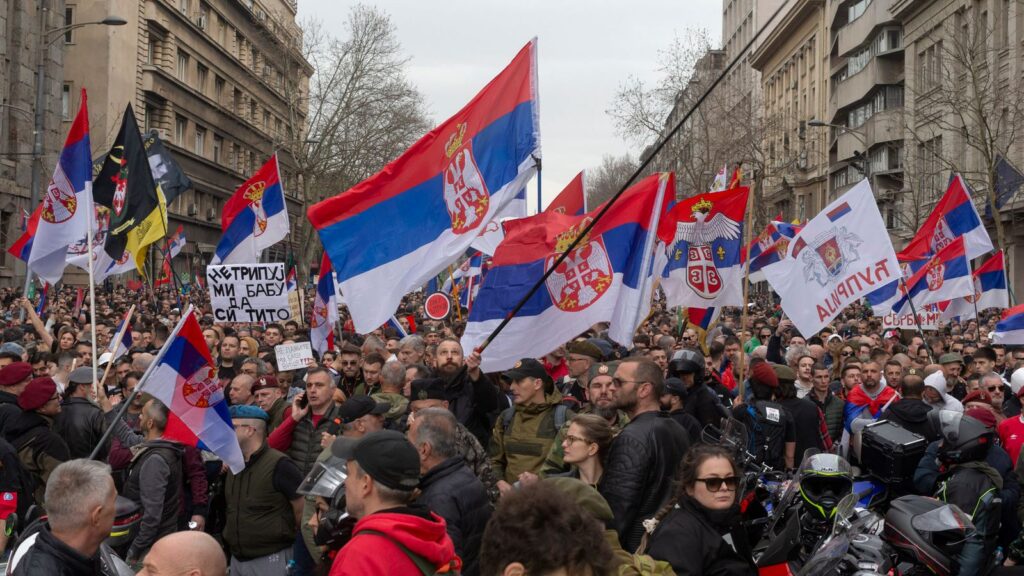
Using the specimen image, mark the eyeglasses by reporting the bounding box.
[987,386,1002,393]
[695,476,739,492]
[840,351,853,357]
[564,434,592,445]
[339,361,359,366]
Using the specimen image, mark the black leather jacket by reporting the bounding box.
[443,366,499,447]
[648,496,756,576]
[417,456,492,576]
[599,410,690,551]
[10,523,132,576]
[54,397,109,460]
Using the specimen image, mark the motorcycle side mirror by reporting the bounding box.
[831,492,859,535]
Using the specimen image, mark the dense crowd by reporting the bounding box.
[0,283,1020,575]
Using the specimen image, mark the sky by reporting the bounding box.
[298,0,723,211]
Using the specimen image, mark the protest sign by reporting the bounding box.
[275,342,314,371]
[880,310,941,331]
[207,263,291,323]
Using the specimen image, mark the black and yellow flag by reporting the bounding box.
[93,105,167,276]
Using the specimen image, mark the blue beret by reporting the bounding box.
[229,404,269,422]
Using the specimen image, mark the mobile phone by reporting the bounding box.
[297,393,309,409]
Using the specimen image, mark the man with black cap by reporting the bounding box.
[329,430,459,574]
[223,405,304,575]
[0,361,33,433]
[490,358,573,494]
[54,367,108,459]
[334,395,389,439]
[5,376,69,508]
[558,341,603,407]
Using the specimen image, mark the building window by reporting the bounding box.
[213,135,222,163]
[64,6,74,43]
[198,2,209,29]
[918,42,942,91]
[848,0,871,22]
[143,104,151,132]
[62,84,71,120]
[194,126,205,155]
[147,37,157,65]
[214,76,225,102]
[1000,0,1010,49]
[179,0,190,16]
[847,46,871,76]
[233,88,242,114]
[263,110,270,129]
[196,63,208,93]
[175,116,187,145]
[177,50,190,81]
[917,136,943,199]
[250,101,257,123]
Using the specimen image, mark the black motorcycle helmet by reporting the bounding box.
[929,410,993,465]
[884,495,974,576]
[668,348,704,385]
[798,453,853,522]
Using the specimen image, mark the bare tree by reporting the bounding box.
[901,6,1024,253]
[585,154,640,207]
[270,5,431,278]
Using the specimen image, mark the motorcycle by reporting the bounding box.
[794,491,893,576]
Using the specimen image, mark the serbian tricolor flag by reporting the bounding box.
[657,186,749,309]
[940,250,1010,320]
[994,304,1024,345]
[901,174,993,261]
[147,308,244,473]
[311,252,337,357]
[546,171,588,216]
[462,172,670,372]
[745,220,801,283]
[286,266,297,293]
[892,237,973,313]
[309,39,540,333]
[106,310,133,361]
[212,154,289,264]
[166,224,186,259]
[8,89,94,284]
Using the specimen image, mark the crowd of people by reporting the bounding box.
[0,282,1021,575]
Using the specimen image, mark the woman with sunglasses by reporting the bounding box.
[558,414,613,487]
[642,444,755,575]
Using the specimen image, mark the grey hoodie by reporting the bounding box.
[924,372,963,413]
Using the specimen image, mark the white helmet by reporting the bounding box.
[1011,367,1024,396]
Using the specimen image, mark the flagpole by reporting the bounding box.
[86,195,99,392]
[88,304,194,461]
[899,278,932,363]
[738,189,754,398]
[96,304,135,398]
[473,0,793,354]
[534,155,542,214]
[969,259,982,334]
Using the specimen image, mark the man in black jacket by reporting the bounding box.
[668,349,723,429]
[435,339,498,446]
[880,373,940,442]
[0,361,32,433]
[599,357,690,551]
[54,368,108,459]
[8,459,121,576]
[408,407,491,576]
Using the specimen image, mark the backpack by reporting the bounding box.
[745,401,786,470]
[501,404,570,436]
[360,529,461,575]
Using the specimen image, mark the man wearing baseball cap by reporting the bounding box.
[329,430,459,575]
[0,362,33,433]
[490,358,573,494]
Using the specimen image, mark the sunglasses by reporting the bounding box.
[339,361,359,366]
[840,351,853,357]
[695,476,739,492]
[987,386,1002,393]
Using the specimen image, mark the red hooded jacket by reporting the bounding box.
[329,508,460,575]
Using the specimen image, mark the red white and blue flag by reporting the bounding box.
[106,310,133,361]
[166,224,186,259]
[546,171,588,216]
[8,89,94,284]
[212,154,288,264]
[64,207,135,284]
[286,266,297,293]
[147,308,244,473]
[308,40,541,333]
[892,237,973,313]
[745,220,801,283]
[901,174,993,260]
[940,250,1009,320]
[461,173,670,372]
[657,186,749,309]
[311,253,337,357]
[994,304,1024,345]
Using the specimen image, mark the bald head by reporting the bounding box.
[139,531,226,576]
[132,353,155,373]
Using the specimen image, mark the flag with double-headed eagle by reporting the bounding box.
[93,105,167,275]
[64,206,136,284]
[308,39,540,333]
[657,187,748,309]
[212,154,288,264]
[940,250,1009,320]
[462,173,670,372]
[311,252,337,357]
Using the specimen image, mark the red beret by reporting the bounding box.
[18,377,56,411]
[0,362,32,388]
[252,375,279,393]
[962,390,993,407]
[751,362,779,388]
[965,407,997,430]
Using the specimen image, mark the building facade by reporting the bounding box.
[64,0,311,281]
[0,0,68,287]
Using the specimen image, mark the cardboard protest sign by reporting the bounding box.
[207,263,291,323]
[275,342,313,371]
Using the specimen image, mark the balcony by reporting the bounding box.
[837,0,895,56]
[834,56,903,110]
[837,107,903,160]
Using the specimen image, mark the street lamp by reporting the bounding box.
[20,8,126,312]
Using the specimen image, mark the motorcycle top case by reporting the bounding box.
[860,419,927,483]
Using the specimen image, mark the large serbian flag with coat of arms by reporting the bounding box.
[212,154,289,265]
[147,307,244,473]
[308,39,540,333]
[461,173,670,373]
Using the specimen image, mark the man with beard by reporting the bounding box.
[844,360,898,431]
[557,341,602,408]
[599,358,690,551]
[334,344,364,398]
[434,339,498,446]
[217,335,241,381]
[542,362,630,475]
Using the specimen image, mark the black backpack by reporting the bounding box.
[746,401,787,470]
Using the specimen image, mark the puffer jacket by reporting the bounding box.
[808,391,845,443]
[647,496,756,576]
[599,411,690,551]
[416,457,492,576]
